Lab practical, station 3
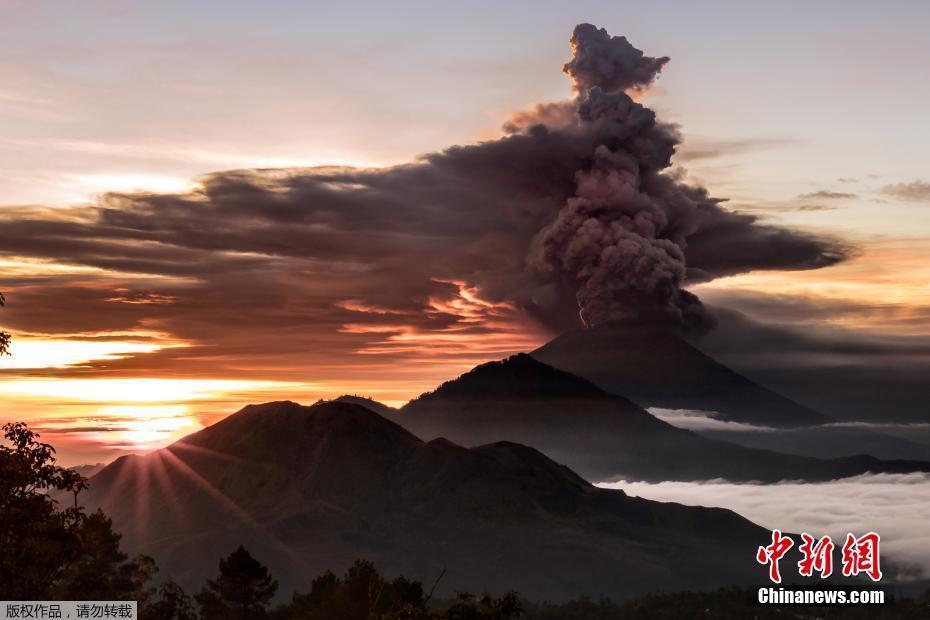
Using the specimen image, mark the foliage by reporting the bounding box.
[196,545,278,619]
[441,591,522,620]
[268,559,520,620]
[277,559,427,620]
[0,422,152,600]
[53,509,156,601]
[144,577,199,620]
[0,422,90,596]
[0,292,9,356]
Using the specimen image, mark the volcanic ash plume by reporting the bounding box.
[1,24,848,350]
[531,24,722,329]
[563,22,670,95]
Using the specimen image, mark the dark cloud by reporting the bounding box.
[881,180,930,202]
[797,190,857,200]
[692,298,930,424]
[0,24,849,376]
[501,101,577,135]
[563,23,669,94]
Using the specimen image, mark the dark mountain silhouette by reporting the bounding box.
[81,400,770,601]
[531,321,830,428]
[397,354,930,482]
[332,394,399,417]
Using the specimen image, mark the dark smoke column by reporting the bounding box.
[532,24,715,330]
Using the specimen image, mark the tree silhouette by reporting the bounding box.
[197,545,278,619]
[443,592,522,620]
[0,422,153,599]
[287,559,427,619]
[53,509,156,601]
[277,559,521,620]
[0,422,88,596]
[0,292,10,356]
[145,577,198,620]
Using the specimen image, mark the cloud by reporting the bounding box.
[881,180,930,202]
[648,407,778,432]
[798,191,857,200]
[0,24,847,382]
[794,204,839,212]
[674,137,797,162]
[824,421,930,431]
[562,23,668,95]
[598,473,930,580]
[689,302,930,423]
[649,405,930,461]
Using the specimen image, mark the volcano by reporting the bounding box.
[532,321,830,428]
[396,354,930,482]
[81,400,769,600]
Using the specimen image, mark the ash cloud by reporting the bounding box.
[0,23,848,365]
[528,24,845,328]
[563,23,669,95]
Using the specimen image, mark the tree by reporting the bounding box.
[276,559,521,620]
[197,545,279,619]
[145,578,199,620]
[0,422,88,596]
[0,422,155,599]
[443,592,522,620]
[53,509,156,601]
[287,559,427,620]
[0,292,10,356]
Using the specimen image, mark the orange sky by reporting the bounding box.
[2,4,930,465]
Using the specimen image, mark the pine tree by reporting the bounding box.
[52,510,156,601]
[145,578,198,620]
[196,545,278,619]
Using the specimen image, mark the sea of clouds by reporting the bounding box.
[598,472,930,580]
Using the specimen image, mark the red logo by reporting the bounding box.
[841,532,882,582]
[757,530,881,583]
[756,529,794,584]
[798,533,834,578]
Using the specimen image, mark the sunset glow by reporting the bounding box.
[0,339,163,370]
[2,2,929,470]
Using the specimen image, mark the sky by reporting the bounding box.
[1,1,929,464]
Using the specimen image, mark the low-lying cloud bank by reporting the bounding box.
[599,473,930,580]
[649,407,778,432]
[651,407,930,435]
[649,407,930,460]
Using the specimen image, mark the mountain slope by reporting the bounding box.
[397,354,930,482]
[532,321,830,427]
[81,400,770,601]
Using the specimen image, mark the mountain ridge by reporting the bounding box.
[395,354,930,483]
[81,400,769,601]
